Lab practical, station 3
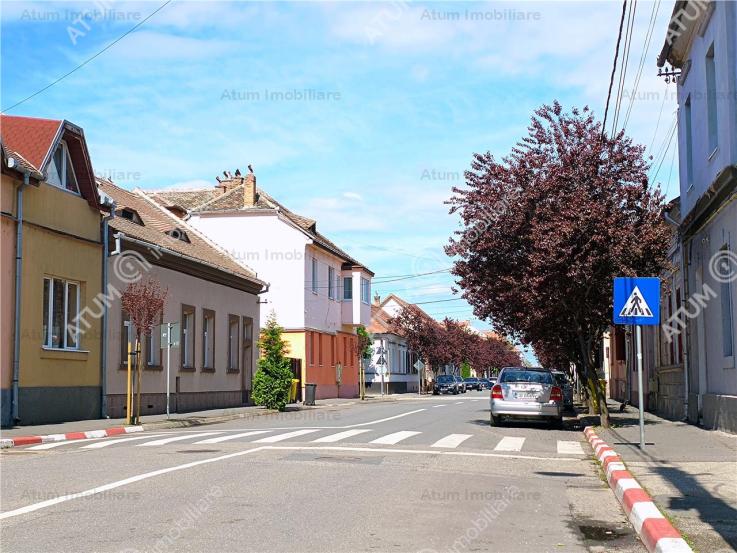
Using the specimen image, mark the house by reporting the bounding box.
[98,179,266,417]
[657,0,737,432]
[146,171,373,400]
[367,294,422,394]
[1,115,103,426]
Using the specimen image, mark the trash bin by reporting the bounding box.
[289,379,299,403]
[304,383,317,406]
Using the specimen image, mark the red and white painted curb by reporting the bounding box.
[584,426,693,553]
[0,425,143,449]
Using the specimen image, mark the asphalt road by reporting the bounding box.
[1,391,645,553]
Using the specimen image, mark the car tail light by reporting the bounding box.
[550,386,563,402]
[491,384,503,399]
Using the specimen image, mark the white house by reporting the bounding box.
[657,0,737,432]
[148,171,373,400]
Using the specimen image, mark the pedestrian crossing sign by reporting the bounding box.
[613,277,660,325]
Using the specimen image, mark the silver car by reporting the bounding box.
[489,367,563,427]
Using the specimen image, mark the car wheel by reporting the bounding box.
[490,413,503,426]
[549,416,563,429]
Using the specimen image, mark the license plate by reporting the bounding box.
[516,393,538,400]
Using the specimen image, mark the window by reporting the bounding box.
[202,309,215,369]
[720,246,734,358]
[146,328,160,367]
[309,331,315,366]
[706,44,718,153]
[318,333,323,366]
[228,315,240,371]
[361,278,370,304]
[684,96,694,187]
[43,277,80,349]
[343,277,353,300]
[311,257,318,293]
[328,267,335,299]
[46,141,79,194]
[121,311,134,366]
[331,334,336,366]
[181,305,195,369]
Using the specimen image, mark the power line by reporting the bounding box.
[413,298,465,305]
[602,0,629,141]
[648,82,671,155]
[663,142,678,197]
[1,0,173,114]
[651,121,677,184]
[612,0,637,135]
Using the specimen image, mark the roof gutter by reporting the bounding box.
[99,196,116,419]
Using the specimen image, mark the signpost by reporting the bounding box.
[160,322,180,418]
[414,359,425,396]
[376,344,387,397]
[613,277,660,449]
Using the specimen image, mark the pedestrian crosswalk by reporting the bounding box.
[18,429,588,456]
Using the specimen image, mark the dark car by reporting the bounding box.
[479,378,492,390]
[463,377,482,391]
[454,375,467,393]
[433,374,459,395]
[551,371,574,410]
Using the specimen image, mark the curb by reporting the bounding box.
[583,426,693,553]
[0,425,143,449]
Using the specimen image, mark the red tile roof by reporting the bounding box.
[0,115,62,170]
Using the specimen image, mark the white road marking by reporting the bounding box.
[471,399,481,402]
[454,401,464,405]
[432,405,446,408]
[312,429,372,443]
[27,438,105,450]
[251,429,320,443]
[137,432,223,446]
[431,434,473,449]
[81,434,169,449]
[370,431,421,445]
[557,440,585,455]
[193,431,272,444]
[494,436,526,452]
[350,409,426,427]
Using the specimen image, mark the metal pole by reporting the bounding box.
[126,341,132,425]
[166,323,171,419]
[635,325,645,449]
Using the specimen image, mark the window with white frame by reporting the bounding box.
[228,315,239,371]
[202,309,215,369]
[43,277,80,349]
[720,245,734,359]
[328,267,335,299]
[146,326,160,367]
[311,257,318,293]
[361,277,370,304]
[706,44,718,154]
[181,305,195,369]
[46,140,80,194]
[343,277,353,300]
[684,96,694,188]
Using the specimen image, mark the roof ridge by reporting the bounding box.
[137,188,264,284]
[190,184,244,212]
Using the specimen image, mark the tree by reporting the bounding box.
[253,313,294,411]
[353,326,373,400]
[446,102,670,427]
[120,278,167,424]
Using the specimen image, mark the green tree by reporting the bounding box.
[252,313,294,411]
[460,361,472,379]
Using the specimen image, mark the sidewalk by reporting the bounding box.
[596,400,737,553]
[0,398,361,440]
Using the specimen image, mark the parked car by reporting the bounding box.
[433,374,459,395]
[463,377,482,391]
[455,375,467,393]
[489,367,563,427]
[551,371,574,410]
[479,378,492,390]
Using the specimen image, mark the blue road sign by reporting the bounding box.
[613,277,660,325]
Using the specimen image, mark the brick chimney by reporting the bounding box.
[243,172,256,207]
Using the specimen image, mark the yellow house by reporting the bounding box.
[1,115,103,426]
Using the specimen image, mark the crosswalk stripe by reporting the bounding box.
[455,401,464,405]
[312,429,371,443]
[494,436,526,452]
[370,431,421,445]
[137,432,223,446]
[193,431,273,444]
[431,434,472,449]
[81,434,169,449]
[432,405,446,408]
[251,429,320,443]
[28,437,105,450]
[557,440,585,455]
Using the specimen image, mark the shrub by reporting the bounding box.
[252,313,293,411]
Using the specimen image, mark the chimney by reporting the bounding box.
[373,293,381,306]
[243,172,256,207]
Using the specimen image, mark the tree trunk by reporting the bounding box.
[577,333,610,428]
[134,339,143,424]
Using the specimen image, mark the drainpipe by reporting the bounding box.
[664,210,690,421]
[11,170,30,425]
[100,200,116,418]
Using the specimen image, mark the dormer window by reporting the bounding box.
[166,228,190,243]
[46,140,79,194]
[118,208,143,225]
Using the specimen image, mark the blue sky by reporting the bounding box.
[2,1,680,357]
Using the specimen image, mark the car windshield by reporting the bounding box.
[437,376,454,383]
[552,373,568,385]
[464,378,476,382]
[499,370,554,385]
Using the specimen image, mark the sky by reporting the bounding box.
[1,0,681,361]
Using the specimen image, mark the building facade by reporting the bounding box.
[99,180,265,418]
[1,115,103,426]
[148,172,373,400]
[658,0,737,432]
